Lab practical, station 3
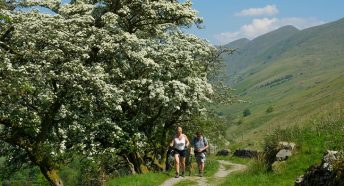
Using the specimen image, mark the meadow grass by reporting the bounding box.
[106,172,169,186]
[220,111,344,186]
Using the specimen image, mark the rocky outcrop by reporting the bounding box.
[216,149,231,156]
[295,150,344,186]
[233,149,260,158]
[276,149,292,161]
[275,141,296,161]
[265,141,296,171]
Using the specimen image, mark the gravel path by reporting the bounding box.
[159,160,247,186]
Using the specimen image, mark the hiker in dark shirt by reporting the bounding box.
[192,131,209,177]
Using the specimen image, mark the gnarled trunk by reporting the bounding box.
[29,148,64,186]
[39,165,64,186]
[127,152,149,174]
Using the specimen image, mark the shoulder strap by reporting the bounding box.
[203,137,208,145]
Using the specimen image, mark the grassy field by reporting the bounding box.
[221,67,344,149]
[220,109,344,186]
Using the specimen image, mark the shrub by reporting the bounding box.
[243,108,251,117]
[266,106,274,113]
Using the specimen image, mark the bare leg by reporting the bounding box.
[180,157,186,176]
[201,162,205,172]
[198,162,202,173]
[174,154,180,177]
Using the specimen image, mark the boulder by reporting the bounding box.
[278,141,296,150]
[295,150,344,186]
[264,141,297,171]
[233,149,260,158]
[276,149,292,161]
[216,149,231,156]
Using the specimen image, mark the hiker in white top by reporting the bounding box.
[169,126,190,178]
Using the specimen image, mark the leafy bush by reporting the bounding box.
[243,108,251,117]
[266,106,274,113]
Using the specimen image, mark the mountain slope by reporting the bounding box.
[223,25,299,85]
[220,18,344,148]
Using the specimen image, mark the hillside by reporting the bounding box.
[220,18,344,148]
[223,25,299,85]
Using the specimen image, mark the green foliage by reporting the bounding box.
[0,0,221,184]
[0,164,49,186]
[243,108,251,117]
[183,114,229,150]
[266,106,274,113]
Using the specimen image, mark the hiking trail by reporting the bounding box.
[159,160,247,186]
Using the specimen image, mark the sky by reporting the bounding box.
[187,0,344,45]
[32,0,344,46]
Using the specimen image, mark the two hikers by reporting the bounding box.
[169,127,209,177]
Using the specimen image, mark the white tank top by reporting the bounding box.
[174,135,186,150]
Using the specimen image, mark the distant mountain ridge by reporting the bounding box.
[222,25,300,85]
[220,17,344,146]
[223,18,344,86]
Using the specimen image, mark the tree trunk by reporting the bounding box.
[39,165,64,186]
[124,155,137,175]
[128,152,149,174]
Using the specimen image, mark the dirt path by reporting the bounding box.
[159,160,247,186]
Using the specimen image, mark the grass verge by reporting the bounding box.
[220,110,344,186]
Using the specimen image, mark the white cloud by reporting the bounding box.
[214,17,325,44]
[241,18,278,38]
[214,32,241,45]
[235,5,278,17]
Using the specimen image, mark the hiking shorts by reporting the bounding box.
[195,152,206,163]
[174,149,187,157]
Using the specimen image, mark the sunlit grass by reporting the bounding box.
[221,112,344,186]
[106,172,169,186]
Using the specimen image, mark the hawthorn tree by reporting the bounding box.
[0,0,225,185]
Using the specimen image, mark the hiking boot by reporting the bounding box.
[175,173,179,178]
[181,171,185,177]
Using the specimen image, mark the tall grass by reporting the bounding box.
[106,172,169,186]
[220,107,344,186]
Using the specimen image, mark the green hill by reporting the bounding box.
[223,25,299,85]
[220,18,344,148]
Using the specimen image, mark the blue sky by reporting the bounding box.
[34,0,344,45]
[187,0,344,45]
